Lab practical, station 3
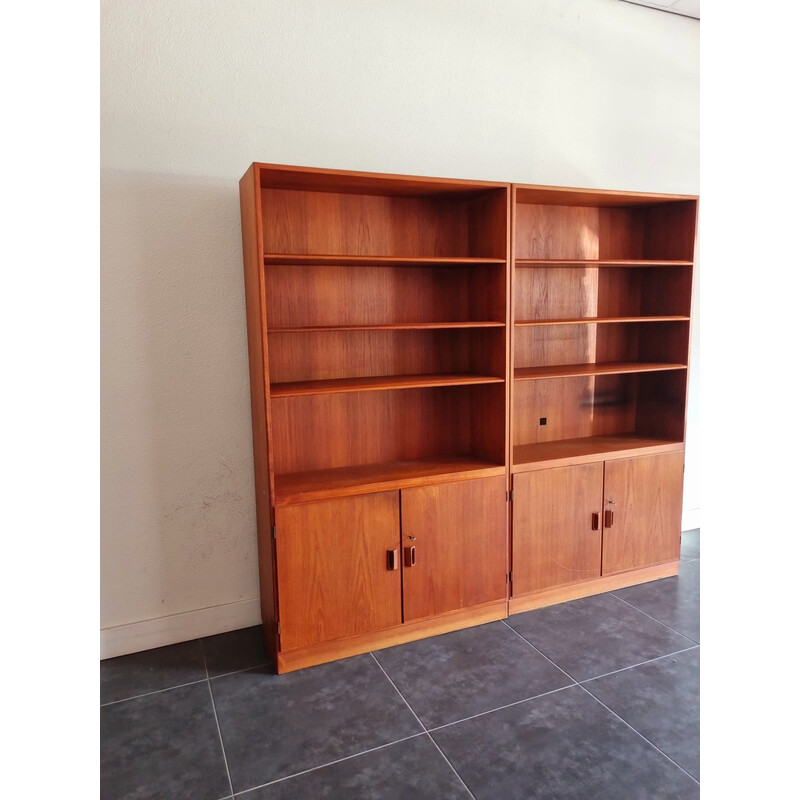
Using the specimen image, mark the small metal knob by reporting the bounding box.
[407,535,417,541]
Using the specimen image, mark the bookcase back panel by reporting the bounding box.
[266,264,506,327]
[513,371,686,448]
[262,188,506,258]
[637,267,694,317]
[514,267,599,320]
[515,201,696,261]
[634,371,688,442]
[271,384,505,474]
[515,267,691,320]
[268,328,505,384]
[514,322,688,369]
[641,201,698,261]
[513,376,636,445]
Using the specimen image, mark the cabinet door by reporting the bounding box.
[275,492,401,651]
[512,463,603,595]
[602,451,684,575]
[400,476,507,622]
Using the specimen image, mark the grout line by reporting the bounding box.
[424,732,477,800]
[234,731,430,795]
[369,652,426,732]
[208,662,269,681]
[369,653,476,800]
[426,684,575,735]
[100,677,210,707]
[579,683,700,785]
[101,659,273,707]
[203,648,235,800]
[610,592,700,646]
[501,620,578,683]
[579,645,700,685]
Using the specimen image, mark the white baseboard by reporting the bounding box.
[100,597,262,660]
[682,507,700,532]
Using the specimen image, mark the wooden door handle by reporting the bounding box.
[387,548,398,570]
[404,545,416,567]
[591,512,599,530]
[605,510,614,528]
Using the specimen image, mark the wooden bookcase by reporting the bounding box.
[508,183,697,613]
[239,163,697,672]
[240,163,511,672]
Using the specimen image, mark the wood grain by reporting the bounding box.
[512,464,603,594]
[275,492,402,652]
[274,457,505,505]
[508,561,679,615]
[514,184,697,207]
[514,259,693,267]
[271,372,504,397]
[267,328,506,385]
[270,322,505,332]
[601,451,685,575]
[276,599,508,674]
[265,263,506,328]
[515,316,689,326]
[262,188,507,259]
[513,436,683,471]
[255,161,507,196]
[401,477,508,622]
[264,254,505,266]
[270,385,500,474]
[239,165,278,665]
[515,362,686,380]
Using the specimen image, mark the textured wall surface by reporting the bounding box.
[101,0,699,633]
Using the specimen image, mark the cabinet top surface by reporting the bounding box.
[246,162,508,196]
[244,162,698,206]
[513,183,698,207]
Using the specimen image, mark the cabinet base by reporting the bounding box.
[276,599,508,674]
[508,561,680,616]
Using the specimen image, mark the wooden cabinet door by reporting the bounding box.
[400,476,507,622]
[512,463,603,595]
[602,451,684,576]
[275,492,402,651]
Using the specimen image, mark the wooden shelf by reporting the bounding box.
[265,253,507,267]
[515,316,689,326]
[275,457,506,505]
[514,259,692,268]
[513,435,684,472]
[515,362,686,380]
[271,373,505,397]
[269,322,505,333]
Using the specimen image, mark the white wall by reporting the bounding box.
[100,0,699,656]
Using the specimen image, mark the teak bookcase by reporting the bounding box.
[239,163,697,673]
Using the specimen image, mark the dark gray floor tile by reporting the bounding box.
[235,734,471,799]
[614,559,700,643]
[433,685,699,799]
[100,682,230,800]
[203,626,269,677]
[101,639,207,704]
[680,529,700,561]
[506,593,693,682]
[211,655,423,793]
[585,647,700,779]
[373,621,572,729]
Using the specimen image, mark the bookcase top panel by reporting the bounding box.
[252,162,507,197]
[514,184,698,208]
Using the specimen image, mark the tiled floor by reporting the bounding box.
[101,529,700,799]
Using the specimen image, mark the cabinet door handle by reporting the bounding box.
[591,512,599,530]
[605,510,614,528]
[387,548,399,570]
[404,545,416,567]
